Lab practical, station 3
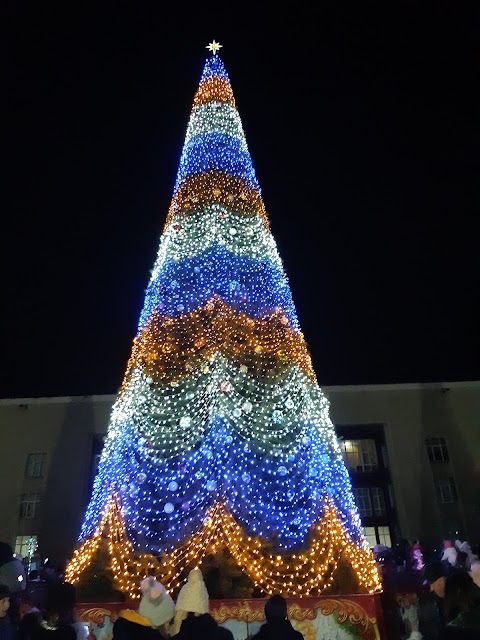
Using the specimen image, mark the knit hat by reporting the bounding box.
[138,577,175,628]
[175,568,209,615]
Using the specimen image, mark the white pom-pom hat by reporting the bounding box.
[138,577,175,627]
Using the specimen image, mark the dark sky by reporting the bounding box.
[2,3,479,398]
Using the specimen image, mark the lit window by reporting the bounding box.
[25,453,47,479]
[340,439,378,472]
[363,526,377,548]
[19,494,41,519]
[377,526,391,547]
[15,535,38,557]
[354,488,372,517]
[426,438,449,462]
[434,477,457,503]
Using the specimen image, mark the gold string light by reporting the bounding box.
[121,297,315,389]
[165,170,269,229]
[66,491,381,597]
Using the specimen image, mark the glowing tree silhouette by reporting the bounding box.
[66,42,381,598]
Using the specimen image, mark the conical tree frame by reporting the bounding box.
[66,47,381,597]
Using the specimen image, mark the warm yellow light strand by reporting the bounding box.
[121,297,315,390]
[66,492,381,598]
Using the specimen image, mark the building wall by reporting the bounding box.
[325,382,480,546]
[0,396,113,563]
[0,382,478,563]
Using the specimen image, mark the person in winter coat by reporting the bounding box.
[18,582,85,640]
[443,571,480,639]
[0,543,26,625]
[252,595,303,640]
[442,541,458,567]
[113,577,175,640]
[171,568,209,637]
[170,613,233,639]
[0,584,13,640]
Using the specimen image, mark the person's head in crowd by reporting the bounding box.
[0,544,14,567]
[424,561,448,598]
[45,582,77,625]
[138,576,175,629]
[0,584,10,618]
[265,594,288,622]
[444,571,480,622]
[455,551,469,570]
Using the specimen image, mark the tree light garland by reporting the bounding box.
[67,44,381,596]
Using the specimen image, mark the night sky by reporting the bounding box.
[2,3,479,399]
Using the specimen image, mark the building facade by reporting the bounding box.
[0,382,478,565]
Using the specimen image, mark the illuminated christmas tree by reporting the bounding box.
[66,42,381,597]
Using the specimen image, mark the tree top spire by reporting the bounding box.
[206,40,222,55]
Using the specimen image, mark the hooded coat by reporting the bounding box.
[138,577,175,628]
[175,569,209,615]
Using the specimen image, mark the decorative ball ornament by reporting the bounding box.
[285,397,294,409]
[219,380,233,393]
[242,472,251,483]
[239,364,248,373]
[272,410,283,423]
[242,401,253,413]
[164,503,174,514]
[168,481,179,492]
[277,466,288,477]
[206,480,217,492]
[232,407,242,417]
[180,416,191,428]
[137,473,147,484]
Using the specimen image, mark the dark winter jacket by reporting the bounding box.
[251,619,304,640]
[0,615,13,640]
[17,613,76,640]
[443,607,480,639]
[112,616,165,640]
[171,613,234,640]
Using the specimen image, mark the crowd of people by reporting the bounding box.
[372,537,480,640]
[0,551,304,640]
[2,535,480,640]
[420,540,480,640]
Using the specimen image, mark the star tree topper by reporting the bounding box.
[206,40,223,55]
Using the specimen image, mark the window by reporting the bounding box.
[15,535,38,557]
[25,453,47,479]
[19,493,41,519]
[426,437,449,462]
[363,526,377,548]
[371,487,386,516]
[363,526,392,548]
[435,477,457,503]
[377,526,392,547]
[340,439,378,472]
[354,488,372,517]
[355,487,386,517]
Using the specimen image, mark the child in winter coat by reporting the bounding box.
[113,577,175,640]
[170,568,209,637]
